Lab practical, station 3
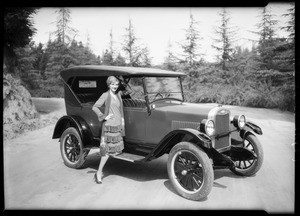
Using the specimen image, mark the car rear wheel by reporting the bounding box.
[60,127,89,169]
[167,142,214,201]
[230,134,264,176]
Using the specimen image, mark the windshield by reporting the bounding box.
[144,77,183,102]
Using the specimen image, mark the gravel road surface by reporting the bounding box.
[4,98,295,212]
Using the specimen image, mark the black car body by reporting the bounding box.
[53,65,264,200]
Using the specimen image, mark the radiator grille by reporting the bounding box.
[214,112,230,150]
[215,112,230,133]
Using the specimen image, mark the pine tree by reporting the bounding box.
[109,28,115,60]
[14,44,37,89]
[212,8,237,71]
[139,47,152,67]
[85,31,91,51]
[163,40,178,71]
[114,53,127,66]
[282,3,295,46]
[53,8,78,46]
[122,19,150,67]
[180,13,202,67]
[273,3,295,71]
[102,49,114,65]
[44,39,68,79]
[122,19,137,66]
[101,28,116,65]
[256,6,279,70]
[30,42,46,75]
[4,7,38,74]
[69,40,100,65]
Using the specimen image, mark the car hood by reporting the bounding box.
[154,100,219,122]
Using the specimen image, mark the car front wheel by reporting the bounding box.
[167,142,214,201]
[60,127,89,169]
[230,134,264,176]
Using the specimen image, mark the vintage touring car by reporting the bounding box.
[52,65,264,201]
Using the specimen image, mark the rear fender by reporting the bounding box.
[52,115,94,147]
[148,128,212,159]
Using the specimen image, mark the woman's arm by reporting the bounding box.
[92,92,108,122]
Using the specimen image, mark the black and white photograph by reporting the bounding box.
[3,3,295,213]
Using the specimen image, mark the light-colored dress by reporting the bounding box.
[92,91,124,156]
[103,94,124,154]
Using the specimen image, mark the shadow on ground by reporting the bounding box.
[84,152,248,192]
[84,152,169,182]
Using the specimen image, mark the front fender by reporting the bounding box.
[240,121,263,139]
[52,115,94,146]
[147,128,212,160]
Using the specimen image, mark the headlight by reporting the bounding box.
[233,115,246,129]
[200,119,215,136]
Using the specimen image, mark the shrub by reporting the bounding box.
[181,66,294,112]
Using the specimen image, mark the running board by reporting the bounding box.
[110,152,146,163]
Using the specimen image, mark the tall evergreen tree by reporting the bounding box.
[30,42,45,75]
[180,13,202,67]
[122,19,137,66]
[85,31,91,51]
[212,8,237,71]
[139,47,152,67]
[4,7,38,73]
[163,40,178,71]
[256,6,279,70]
[282,3,295,46]
[69,40,100,65]
[114,53,127,66]
[109,28,115,60]
[44,39,68,80]
[273,3,295,71]
[122,19,150,67]
[102,49,114,65]
[101,28,116,65]
[14,43,36,86]
[53,8,78,45]
[40,8,79,97]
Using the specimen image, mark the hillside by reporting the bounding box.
[3,74,62,140]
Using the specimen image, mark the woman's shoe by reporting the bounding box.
[94,173,102,184]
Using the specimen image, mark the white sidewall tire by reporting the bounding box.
[167,142,214,201]
[60,127,88,169]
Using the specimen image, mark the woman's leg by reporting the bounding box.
[96,154,109,181]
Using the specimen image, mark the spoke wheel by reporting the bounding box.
[60,127,89,169]
[230,134,264,176]
[167,142,214,201]
[174,151,204,192]
[64,134,81,163]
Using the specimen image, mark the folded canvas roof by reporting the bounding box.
[60,65,186,82]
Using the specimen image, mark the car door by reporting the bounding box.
[122,77,147,144]
[145,105,169,146]
[123,105,147,144]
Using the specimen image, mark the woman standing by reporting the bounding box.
[92,76,125,184]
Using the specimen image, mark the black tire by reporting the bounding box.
[167,142,214,201]
[230,134,264,176]
[60,127,89,169]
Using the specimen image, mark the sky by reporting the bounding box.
[31,3,293,65]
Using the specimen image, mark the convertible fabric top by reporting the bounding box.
[60,65,186,82]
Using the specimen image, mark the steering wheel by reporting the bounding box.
[153,92,163,100]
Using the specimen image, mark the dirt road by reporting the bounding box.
[4,98,295,212]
